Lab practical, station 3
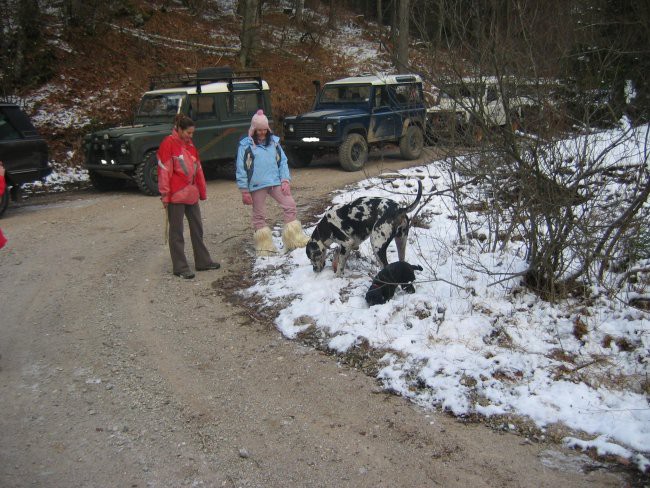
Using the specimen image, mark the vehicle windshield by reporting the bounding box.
[134,93,185,123]
[317,84,371,107]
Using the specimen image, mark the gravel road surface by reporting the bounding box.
[0,150,630,487]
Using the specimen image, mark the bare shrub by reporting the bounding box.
[405,0,650,300]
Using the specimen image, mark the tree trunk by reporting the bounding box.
[295,0,304,24]
[15,0,42,81]
[396,0,409,73]
[328,0,336,28]
[239,0,259,68]
[436,0,444,48]
[376,0,382,26]
[390,0,397,65]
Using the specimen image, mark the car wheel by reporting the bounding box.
[89,170,127,192]
[210,160,236,180]
[135,151,160,196]
[0,186,9,217]
[285,147,313,168]
[399,125,424,160]
[338,133,368,171]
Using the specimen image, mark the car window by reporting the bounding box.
[0,112,22,140]
[135,93,184,120]
[396,83,422,105]
[374,87,392,108]
[394,83,422,107]
[227,92,265,118]
[188,94,217,121]
[486,86,499,102]
[319,85,371,104]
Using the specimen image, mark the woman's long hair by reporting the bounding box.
[174,114,194,131]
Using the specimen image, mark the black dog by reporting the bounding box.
[365,261,423,306]
[306,179,422,276]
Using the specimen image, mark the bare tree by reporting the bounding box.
[376,0,383,27]
[294,0,304,24]
[327,0,336,28]
[239,0,259,68]
[0,0,56,91]
[407,0,650,301]
[395,0,409,72]
[61,0,106,33]
[389,0,397,65]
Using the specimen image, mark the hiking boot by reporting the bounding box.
[173,271,195,279]
[197,262,221,271]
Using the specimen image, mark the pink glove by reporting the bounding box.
[241,191,253,205]
[281,180,291,196]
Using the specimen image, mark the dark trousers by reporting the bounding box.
[167,203,213,274]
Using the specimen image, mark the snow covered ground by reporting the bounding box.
[242,125,650,472]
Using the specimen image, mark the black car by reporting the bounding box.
[0,101,51,216]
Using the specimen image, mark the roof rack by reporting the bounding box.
[148,67,264,93]
[0,95,27,108]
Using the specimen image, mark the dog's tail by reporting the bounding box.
[411,264,423,272]
[401,178,423,214]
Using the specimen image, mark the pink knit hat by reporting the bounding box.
[249,109,270,138]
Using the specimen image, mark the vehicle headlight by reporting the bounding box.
[326,123,335,133]
[288,124,294,133]
[120,142,129,154]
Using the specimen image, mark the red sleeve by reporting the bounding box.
[194,147,207,200]
[157,137,173,202]
[0,175,5,197]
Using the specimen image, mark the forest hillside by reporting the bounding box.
[1,0,647,168]
[1,0,395,166]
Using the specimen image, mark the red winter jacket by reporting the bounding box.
[0,175,6,248]
[157,130,207,205]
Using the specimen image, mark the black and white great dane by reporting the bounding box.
[306,179,422,276]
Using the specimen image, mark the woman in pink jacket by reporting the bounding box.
[157,115,220,279]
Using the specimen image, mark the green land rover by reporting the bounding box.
[83,67,272,195]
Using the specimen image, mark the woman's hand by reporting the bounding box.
[241,191,253,205]
[281,180,291,196]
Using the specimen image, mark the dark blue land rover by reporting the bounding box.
[282,74,426,171]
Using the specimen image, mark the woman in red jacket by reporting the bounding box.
[157,114,220,279]
[0,161,7,249]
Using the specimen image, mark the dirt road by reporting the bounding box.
[0,150,631,487]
